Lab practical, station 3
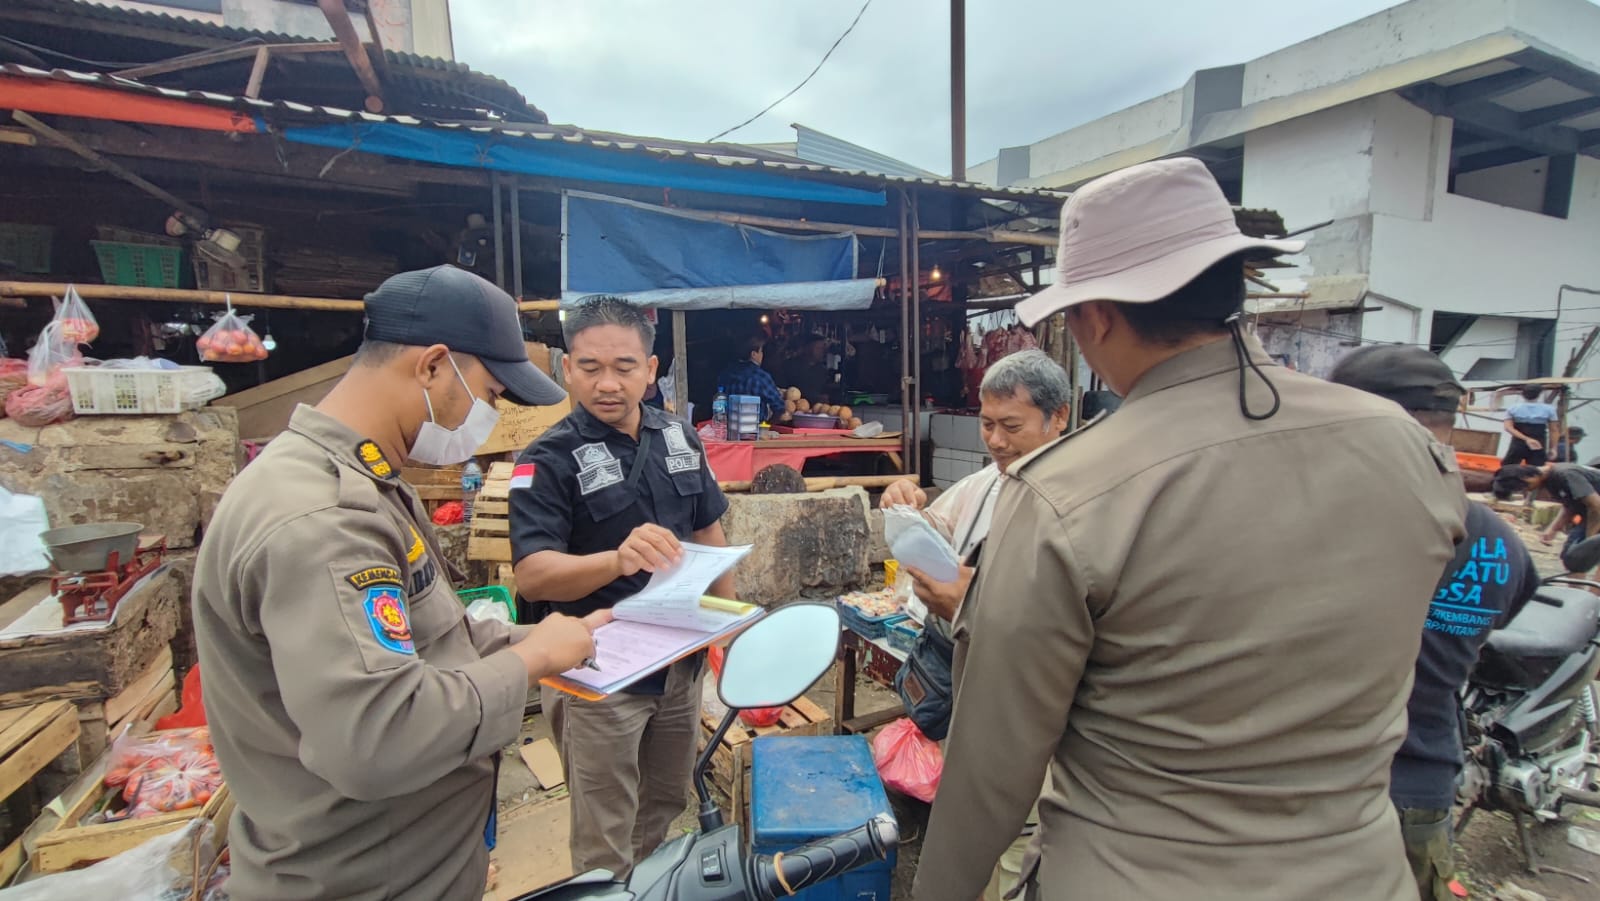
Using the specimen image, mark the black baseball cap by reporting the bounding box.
[363,265,566,406]
[1329,345,1463,412]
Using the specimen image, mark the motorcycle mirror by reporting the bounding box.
[718,602,840,710]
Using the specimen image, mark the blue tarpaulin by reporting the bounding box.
[274,122,887,207]
[562,192,876,311]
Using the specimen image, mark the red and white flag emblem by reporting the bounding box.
[509,463,536,490]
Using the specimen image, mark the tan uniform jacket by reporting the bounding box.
[193,406,532,901]
[913,336,1467,901]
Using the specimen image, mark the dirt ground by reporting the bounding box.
[491,520,1600,899]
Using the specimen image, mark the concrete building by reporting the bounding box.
[101,0,455,60]
[972,0,1600,447]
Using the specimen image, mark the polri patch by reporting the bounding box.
[348,565,403,590]
[356,440,395,479]
[364,586,415,654]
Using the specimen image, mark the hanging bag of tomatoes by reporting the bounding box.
[52,284,99,344]
[196,295,269,363]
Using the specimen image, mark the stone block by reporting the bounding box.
[0,408,239,551]
[720,488,871,605]
[867,508,890,565]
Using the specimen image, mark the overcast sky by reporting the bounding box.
[450,0,1408,175]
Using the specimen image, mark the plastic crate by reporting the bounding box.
[751,736,895,901]
[192,224,266,293]
[64,365,224,415]
[885,617,921,656]
[0,223,53,274]
[90,240,185,288]
[458,584,517,624]
[837,599,902,640]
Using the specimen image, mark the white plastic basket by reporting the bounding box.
[65,365,226,415]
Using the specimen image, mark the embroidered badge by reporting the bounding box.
[406,526,425,564]
[573,443,615,469]
[662,423,693,456]
[364,586,415,654]
[509,462,536,491]
[578,460,625,495]
[347,566,403,590]
[665,452,702,474]
[356,440,394,479]
[409,558,437,596]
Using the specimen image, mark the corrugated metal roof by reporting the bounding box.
[0,64,1069,204]
[791,124,940,180]
[10,0,542,120]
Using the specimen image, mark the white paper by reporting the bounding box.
[611,543,753,632]
[883,505,961,583]
[0,486,50,576]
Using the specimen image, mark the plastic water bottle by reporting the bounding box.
[711,387,728,441]
[461,459,484,525]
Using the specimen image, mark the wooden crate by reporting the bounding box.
[0,701,83,884]
[402,464,465,516]
[212,354,353,441]
[469,461,515,563]
[75,647,178,764]
[698,697,831,833]
[33,778,232,873]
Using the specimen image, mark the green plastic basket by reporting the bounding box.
[0,223,53,274]
[90,240,185,288]
[458,584,516,624]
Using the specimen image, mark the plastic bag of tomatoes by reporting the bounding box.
[196,301,268,363]
[52,284,99,344]
[121,748,223,818]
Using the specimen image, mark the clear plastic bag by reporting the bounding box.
[121,748,223,818]
[0,819,221,900]
[882,505,960,584]
[870,717,943,803]
[52,284,99,344]
[27,321,80,387]
[104,726,213,788]
[196,297,267,363]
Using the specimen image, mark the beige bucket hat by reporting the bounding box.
[1016,157,1304,327]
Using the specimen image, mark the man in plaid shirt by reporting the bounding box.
[716,334,786,422]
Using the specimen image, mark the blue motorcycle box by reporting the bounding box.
[750,735,896,901]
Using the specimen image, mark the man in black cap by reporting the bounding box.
[1331,345,1538,901]
[193,265,608,901]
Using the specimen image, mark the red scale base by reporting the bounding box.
[51,540,167,626]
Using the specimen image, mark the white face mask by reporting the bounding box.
[409,356,500,466]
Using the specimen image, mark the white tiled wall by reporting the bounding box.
[929,413,990,488]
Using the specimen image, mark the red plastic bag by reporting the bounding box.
[432,501,465,525]
[197,298,268,363]
[870,718,943,802]
[0,358,30,414]
[52,284,99,344]
[5,372,74,427]
[155,665,207,730]
[706,645,785,728]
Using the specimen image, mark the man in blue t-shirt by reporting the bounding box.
[1332,347,1538,901]
[1502,385,1560,466]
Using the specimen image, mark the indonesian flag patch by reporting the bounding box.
[509,463,536,490]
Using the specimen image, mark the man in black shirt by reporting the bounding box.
[1493,461,1600,572]
[509,297,735,877]
[1332,346,1538,901]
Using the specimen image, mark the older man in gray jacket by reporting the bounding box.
[913,158,1466,901]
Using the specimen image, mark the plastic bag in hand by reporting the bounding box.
[882,505,960,583]
[52,284,99,344]
[870,717,943,802]
[197,302,268,363]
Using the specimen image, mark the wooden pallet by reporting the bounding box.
[1,701,82,884]
[698,697,832,833]
[33,778,232,873]
[468,461,515,563]
[402,464,465,515]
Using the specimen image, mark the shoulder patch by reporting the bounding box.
[509,462,536,491]
[348,565,403,590]
[356,440,395,479]
[363,586,416,655]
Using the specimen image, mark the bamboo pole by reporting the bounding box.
[717,474,904,493]
[689,209,1059,247]
[0,283,571,314]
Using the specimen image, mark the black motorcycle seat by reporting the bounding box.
[1486,587,1600,658]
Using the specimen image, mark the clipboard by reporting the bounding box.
[540,605,765,700]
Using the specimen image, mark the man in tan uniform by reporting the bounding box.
[194,266,604,901]
[913,159,1467,901]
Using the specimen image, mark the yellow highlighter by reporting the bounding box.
[699,595,758,616]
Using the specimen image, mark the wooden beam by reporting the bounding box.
[245,46,273,99]
[319,0,386,113]
[10,112,207,222]
[115,42,341,80]
[717,475,904,492]
[0,282,363,312]
[0,127,37,147]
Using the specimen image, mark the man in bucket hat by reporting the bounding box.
[913,158,1466,901]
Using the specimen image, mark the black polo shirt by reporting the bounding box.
[510,401,728,622]
[1545,463,1600,516]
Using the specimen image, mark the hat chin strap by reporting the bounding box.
[1226,313,1280,421]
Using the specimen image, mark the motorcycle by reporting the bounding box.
[513,601,898,901]
[1457,575,1600,876]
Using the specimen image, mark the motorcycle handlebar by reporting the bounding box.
[749,815,898,901]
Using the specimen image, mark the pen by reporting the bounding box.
[581,657,602,672]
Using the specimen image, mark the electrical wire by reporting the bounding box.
[706,0,874,143]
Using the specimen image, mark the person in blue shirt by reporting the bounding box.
[715,334,786,422]
[1554,425,1584,463]
[1501,385,1560,466]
